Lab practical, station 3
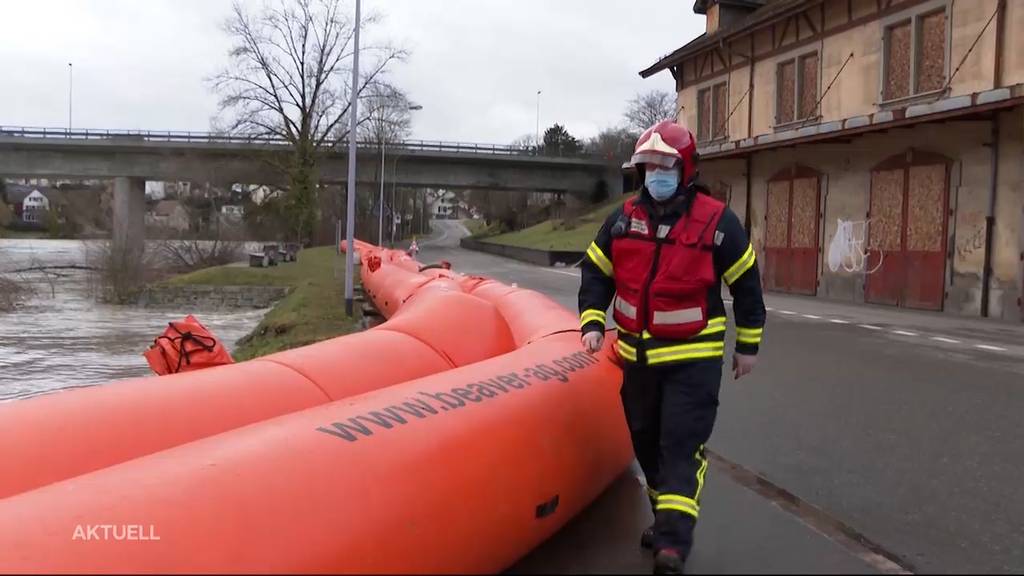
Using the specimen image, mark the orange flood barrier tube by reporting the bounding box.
[0,243,633,573]
[0,247,514,500]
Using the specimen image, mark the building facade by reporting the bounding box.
[642,0,1024,321]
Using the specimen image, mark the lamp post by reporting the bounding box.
[67,63,73,132]
[344,0,361,317]
[535,90,542,150]
[378,104,422,246]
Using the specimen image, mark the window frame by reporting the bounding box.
[773,48,821,130]
[878,0,952,107]
[696,79,729,144]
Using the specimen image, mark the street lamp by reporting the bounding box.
[344,0,361,317]
[378,103,422,246]
[535,90,542,150]
[67,63,73,132]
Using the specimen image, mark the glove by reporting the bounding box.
[582,331,605,355]
[732,352,757,380]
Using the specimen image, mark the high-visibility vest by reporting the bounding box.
[610,193,725,340]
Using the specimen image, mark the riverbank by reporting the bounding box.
[0,228,48,240]
[162,246,361,361]
[476,196,625,251]
[0,238,267,398]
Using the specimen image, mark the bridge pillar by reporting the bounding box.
[112,176,146,276]
[606,165,625,196]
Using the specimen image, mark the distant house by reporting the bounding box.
[145,200,190,232]
[430,190,463,219]
[145,181,167,201]
[146,181,193,201]
[237,184,281,206]
[3,184,58,225]
[219,204,245,226]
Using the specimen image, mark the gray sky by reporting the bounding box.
[0,0,703,143]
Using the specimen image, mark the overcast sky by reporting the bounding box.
[0,1,704,143]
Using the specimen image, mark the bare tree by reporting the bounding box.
[510,133,540,154]
[358,81,414,145]
[211,0,406,245]
[624,90,677,133]
[586,126,639,164]
[351,81,415,242]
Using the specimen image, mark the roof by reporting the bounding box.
[640,0,808,78]
[693,0,767,15]
[3,184,58,205]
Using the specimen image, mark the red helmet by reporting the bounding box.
[630,120,699,186]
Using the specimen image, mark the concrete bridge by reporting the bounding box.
[0,127,617,194]
[0,127,620,264]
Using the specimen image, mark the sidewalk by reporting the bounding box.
[756,292,1024,359]
[509,466,890,574]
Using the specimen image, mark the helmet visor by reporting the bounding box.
[630,151,680,170]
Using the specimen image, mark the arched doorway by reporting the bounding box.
[764,165,821,295]
[866,149,950,311]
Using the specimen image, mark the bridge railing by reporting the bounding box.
[0,126,601,159]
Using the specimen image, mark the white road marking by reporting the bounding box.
[802,314,822,319]
[975,344,1008,352]
[829,319,850,324]
[540,268,581,277]
[931,336,961,344]
[779,310,796,315]
[892,330,918,336]
[765,307,774,311]
[723,299,734,304]
[859,324,882,330]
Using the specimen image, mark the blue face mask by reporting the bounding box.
[645,168,680,202]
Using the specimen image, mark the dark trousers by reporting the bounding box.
[620,359,722,557]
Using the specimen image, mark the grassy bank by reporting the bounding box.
[462,218,489,236]
[481,196,628,252]
[163,246,361,360]
[0,228,49,239]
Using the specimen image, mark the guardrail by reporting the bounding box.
[0,126,600,159]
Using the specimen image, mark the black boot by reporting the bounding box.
[640,525,655,549]
[653,549,686,575]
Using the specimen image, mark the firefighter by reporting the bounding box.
[578,120,766,574]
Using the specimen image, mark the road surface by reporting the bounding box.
[420,219,1024,574]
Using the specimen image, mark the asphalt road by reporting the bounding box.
[420,219,1024,574]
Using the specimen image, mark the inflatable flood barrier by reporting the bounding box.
[0,260,515,500]
[0,243,633,573]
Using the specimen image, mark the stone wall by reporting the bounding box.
[137,285,289,310]
[459,238,585,266]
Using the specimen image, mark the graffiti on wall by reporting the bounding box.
[827,219,884,274]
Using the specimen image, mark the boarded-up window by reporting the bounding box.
[777,61,796,125]
[906,164,946,251]
[883,9,947,102]
[697,88,712,142]
[713,83,728,140]
[776,51,818,126]
[884,21,912,101]
[916,11,947,93]
[798,53,819,120]
[869,169,905,251]
[697,82,727,142]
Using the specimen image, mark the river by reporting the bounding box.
[0,239,268,401]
